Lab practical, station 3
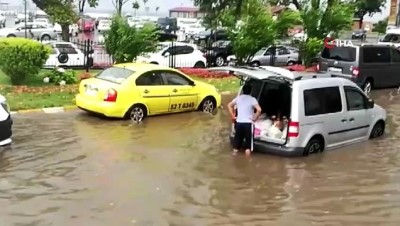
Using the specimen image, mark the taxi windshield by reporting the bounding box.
[96,67,134,84]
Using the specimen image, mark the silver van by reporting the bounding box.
[317,44,400,95]
[210,66,387,157]
[0,94,12,146]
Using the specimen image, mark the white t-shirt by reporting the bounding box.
[232,95,258,123]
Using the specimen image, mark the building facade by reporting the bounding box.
[169,7,204,19]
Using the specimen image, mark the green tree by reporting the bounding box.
[218,0,276,64]
[112,0,129,16]
[274,9,302,38]
[372,17,388,34]
[33,0,78,41]
[353,0,386,29]
[105,16,158,63]
[77,0,99,14]
[133,1,140,17]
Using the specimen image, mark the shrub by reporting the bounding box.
[0,38,51,85]
[79,72,92,81]
[105,16,158,63]
[179,68,232,78]
[43,67,78,85]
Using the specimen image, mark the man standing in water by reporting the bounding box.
[227,84,262,156]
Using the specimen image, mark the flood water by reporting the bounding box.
[0,90,400,226]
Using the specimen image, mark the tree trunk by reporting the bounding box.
[61,24,70,42]
[358,16,363,29]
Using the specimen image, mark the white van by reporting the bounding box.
[0,94,12,146]
[378,28,400,47]
[210,66,387,156]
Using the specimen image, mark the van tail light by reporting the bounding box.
[350,66,359,78]
[288,121,299,138]
[316,64,320,71]
[104,88,117,102]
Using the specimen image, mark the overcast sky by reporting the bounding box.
[4,0,395,22]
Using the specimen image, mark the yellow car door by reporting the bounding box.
[160,71,199,112]
[135,71,170,114]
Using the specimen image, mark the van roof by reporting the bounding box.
[385,28,400,34]
[208,66,299,81]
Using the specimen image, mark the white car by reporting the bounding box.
[378,28,400,47]
[33,18,50,27]
[136,42,207,68]
[0,22,57,40]
[53,23,79,37]
[186,24,206,37]
[97,19,111,32]
[43,41,85,68]
[127,17,141,28]
[293,32,306,41]
[209,66,387,157]
[0,94,12,146]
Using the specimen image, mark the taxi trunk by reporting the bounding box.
[79,78,122,102]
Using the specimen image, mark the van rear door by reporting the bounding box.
[319,46,358,78]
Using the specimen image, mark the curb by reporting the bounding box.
[10,105,77,115]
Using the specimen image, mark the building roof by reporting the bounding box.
[169,7,200,12]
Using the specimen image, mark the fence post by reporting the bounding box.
[85,39,90,72]
[269,43,276,66]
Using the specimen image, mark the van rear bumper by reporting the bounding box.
[229,136,304,157]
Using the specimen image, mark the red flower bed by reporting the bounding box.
[179,68,232,78]
[286,64,318,72]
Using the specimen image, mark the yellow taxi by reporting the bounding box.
[76,63,221,122]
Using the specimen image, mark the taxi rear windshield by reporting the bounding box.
[321,46,356,62]
[95,67,134,84]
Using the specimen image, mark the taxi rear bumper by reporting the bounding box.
[76,94,125,118]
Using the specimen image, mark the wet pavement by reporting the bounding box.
[0,90,400,226]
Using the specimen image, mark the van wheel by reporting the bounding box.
[303,137,324,156]
[124,104,147,122]
[7,34,16,38]
[363,79,373,95]
[198,97,216,113]
[370,121,385,139]
[287,61,296,66]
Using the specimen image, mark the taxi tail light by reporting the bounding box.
[104,89,117,102]
[350,66,359,78]
[288,121,299,138]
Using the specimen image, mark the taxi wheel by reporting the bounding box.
[199,97,216,113]
[125,104,147,122]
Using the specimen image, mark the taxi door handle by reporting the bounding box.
[143,89,149,94]
[172,89,178,92]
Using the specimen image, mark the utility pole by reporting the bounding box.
[24,0,27,38]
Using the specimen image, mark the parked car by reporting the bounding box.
[351,29,366,40]
[136,42,206,68]
[204,40,234,66]
[195,29,228,44]
[33,18,51,27]
[157,17,178,33]
[0,22,57,40]
[43,41,88,68]
[0,94,12,147]
[76,63,221,122]
[185,23,206,39]
[15,13,29,24]
[378,28,400,47]
[53,23,79,37]
[97,19,111,33]
[209,66,386,156]
[79,17,95,32]
[317,44,400,95]
[0,12,6,28]
[249,45,300,66]
[95,16,110,29]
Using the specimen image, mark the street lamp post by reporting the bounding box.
[24,0,27,38]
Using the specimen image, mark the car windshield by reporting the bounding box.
[211,40,230,47]
[321,46,357,62]
[96,67,134,84]
[255,48,267,56]
[381,34,400,43]
[99,20,111,25]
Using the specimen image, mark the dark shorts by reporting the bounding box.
[232,122,253,150]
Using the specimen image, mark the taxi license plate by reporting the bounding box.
[328,67,342,73]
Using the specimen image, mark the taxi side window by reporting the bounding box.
[136,72,163,86]
[162,72,190,85]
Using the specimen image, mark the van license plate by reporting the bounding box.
[328,67,342,73]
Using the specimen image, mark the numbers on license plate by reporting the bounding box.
[328,67,342,72]
[170,102,194,110]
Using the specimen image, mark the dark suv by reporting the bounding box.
[317,44,400,95]
[204,40,233,66]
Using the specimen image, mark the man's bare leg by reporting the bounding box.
[245,149,251,156]
[233,149,239,155]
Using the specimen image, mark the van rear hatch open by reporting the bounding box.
[319,46,358,78]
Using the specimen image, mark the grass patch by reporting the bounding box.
[4,92,76,111]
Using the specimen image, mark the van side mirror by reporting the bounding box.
[189,80,195,86]
[367,99,374,108]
